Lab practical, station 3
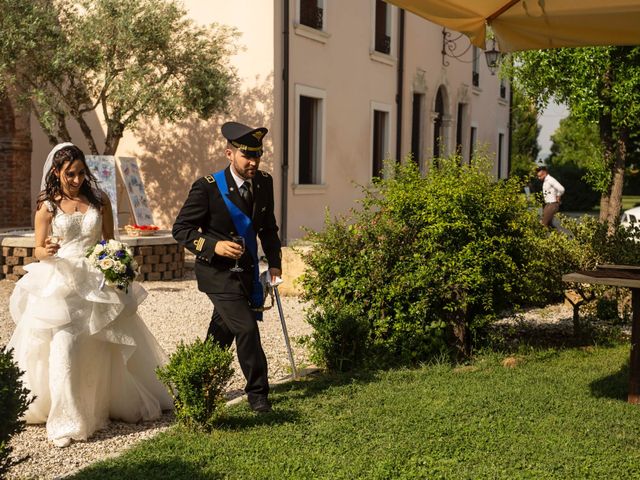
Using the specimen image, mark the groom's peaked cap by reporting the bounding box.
[222,121,268,158]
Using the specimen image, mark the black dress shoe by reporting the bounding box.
[248,395,272,413]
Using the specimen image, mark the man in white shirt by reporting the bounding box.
[536,166,565,227]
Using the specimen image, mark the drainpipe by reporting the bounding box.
[395,9,405,163]
[281,0,290,245]
[507,77,513,177]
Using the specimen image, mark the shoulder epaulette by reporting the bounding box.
[204,175,215,184]
[260,171,270,178]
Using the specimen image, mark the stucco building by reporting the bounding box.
[3,0,510,243]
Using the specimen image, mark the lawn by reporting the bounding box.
[71,343,640,479]
[622,195,640,211]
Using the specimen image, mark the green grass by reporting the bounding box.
[622,195,640,211]
[71,344,640,479]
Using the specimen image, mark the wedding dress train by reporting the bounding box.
[7,202,172,444]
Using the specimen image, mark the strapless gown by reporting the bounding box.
[7,202,173,444]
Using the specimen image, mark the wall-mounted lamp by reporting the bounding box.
[483,38,502,75]
[441,28,503,75]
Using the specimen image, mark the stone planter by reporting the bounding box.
[0,229,184,282]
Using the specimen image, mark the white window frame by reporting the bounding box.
[370,0,397,64]
[294,0,330,43]
[294,84,326,191]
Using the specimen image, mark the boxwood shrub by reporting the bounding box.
[156,338,233,430]
[0,348,32,477]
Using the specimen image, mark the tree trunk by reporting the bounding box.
[103,120,124,155]
[53,111,71,143]
[598,98,614,224]
[606,128,628,232]
[599,195,610,222]
[73,113,99,155]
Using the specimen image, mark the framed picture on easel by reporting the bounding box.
[116,157,155,226]
[85,155,119,231]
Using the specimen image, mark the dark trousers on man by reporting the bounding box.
[206,293,269,398]
[542,202,560,227]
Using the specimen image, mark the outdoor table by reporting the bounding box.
[563,265,640,404]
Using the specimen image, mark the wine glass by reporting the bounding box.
[230,235,245,272]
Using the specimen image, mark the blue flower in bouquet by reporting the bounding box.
[85,239,138,292]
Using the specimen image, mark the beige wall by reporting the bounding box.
[283,3,510,240]
[286,0,400,240]
[29,0,277,229]
[27,1,510,243]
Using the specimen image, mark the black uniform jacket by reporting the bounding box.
[172,166,282,294]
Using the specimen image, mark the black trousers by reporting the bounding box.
[206,293,269,397]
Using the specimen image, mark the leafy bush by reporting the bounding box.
[156,338,233,430]
[300,156,566,369]
[559,214,640,328]
[0,348,32,477]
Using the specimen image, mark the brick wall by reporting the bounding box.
[1,242,185,282]
[0,93,32,229]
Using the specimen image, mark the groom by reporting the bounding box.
[172,121,282,413]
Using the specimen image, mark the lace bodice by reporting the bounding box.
[46,201,102,258]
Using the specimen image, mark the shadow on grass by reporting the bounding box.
[589,362,630,402]
[270,368,378,401]
[71,458,217,480]
[481,319,625,354]
[216,406,301,430]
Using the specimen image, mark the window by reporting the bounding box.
[472,46,480,87]
[374,0,391,54]
[455,103,466,159]
[433,87,445,159]
[410,93,423,165]
[499,77,507,99]
[300,0,324,30]
[296,86,325,185]
[497,132,505,178]
[469,125,477,162]
[372,109,389,177]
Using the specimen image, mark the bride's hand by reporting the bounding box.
[44,236,61,257]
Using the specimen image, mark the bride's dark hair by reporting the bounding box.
[36,145,103,212]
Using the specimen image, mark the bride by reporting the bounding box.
[7,143,173,448]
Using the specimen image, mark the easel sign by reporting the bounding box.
[85,155,119,231]
[116,157,155,226]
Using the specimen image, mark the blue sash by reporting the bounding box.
[213,170,264,319]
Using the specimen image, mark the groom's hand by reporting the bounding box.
[215,240,244,259]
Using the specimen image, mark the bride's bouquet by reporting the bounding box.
[86,239,138,292]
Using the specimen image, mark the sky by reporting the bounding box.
[537,100,569,162]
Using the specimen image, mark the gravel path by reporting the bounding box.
[0,271,314,480]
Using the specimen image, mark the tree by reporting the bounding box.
[0,0,239,155]
[548,115,601,169]
[505,47,640,230]
[546,114,601,211]
[509,83,540,180]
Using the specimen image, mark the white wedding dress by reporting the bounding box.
[7,202,173,444]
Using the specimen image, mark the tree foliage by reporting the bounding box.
[545,114,602,211]
[0,0,239,154]
[300,156,568,369]
[509,83,540,180]
[505,47,640,228]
